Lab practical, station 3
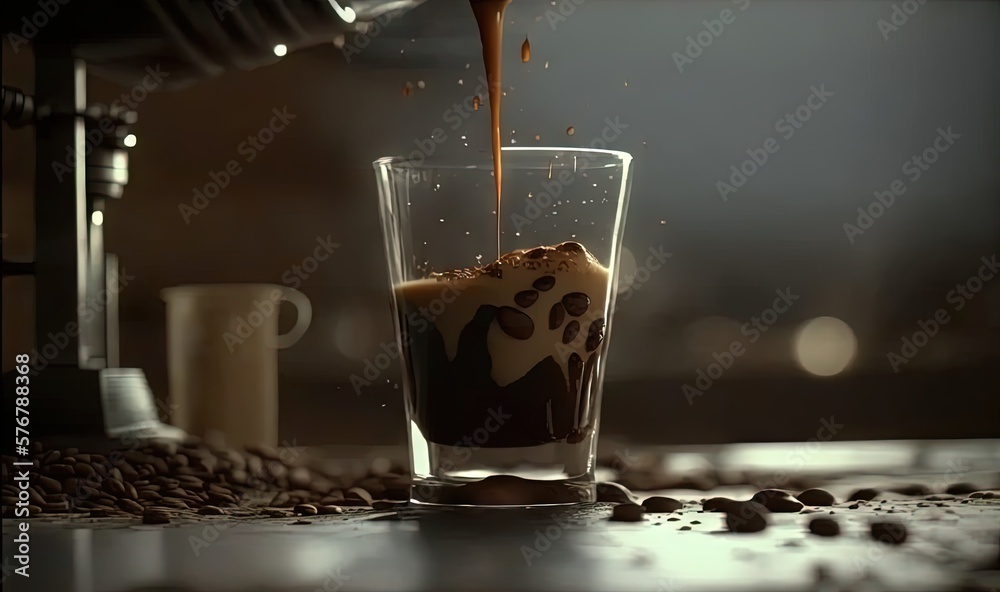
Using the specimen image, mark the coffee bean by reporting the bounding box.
[945,483,978,495]
[586,319,604,352]
[870,522,907,545]
[321,492,346,505]
[848,488,879,502]
[291,520,312,525]
[198,506,226,515]
[562,321,580,344]
[642,496,682,513]
[797,489,835,506]
[119,463,139,482]
[496,306,534,340]
[37,475,61,493]
[703,497,736,512]
[171,454,189,468]
[27,487,46,506]
[48,464,75,478]
[139,490,162,501]
[724,501,769,533]
[178,475,204,491]
[968,491,997,499]
[556,241,585,254]
[345,487,374,506]
[41,450,61,465]
[89,509,109,518]
[246,444,281,462]
[752,490,804,513]
[317,505,344,515]
[679,525,692,531]
[533,275,556,291]
[562,292,590,317]
[609,503,644,522]
[154,477,180,489]
[118,499,144,514]
[2,496,16,506]
[848,503,860,510]
[284,467,309,490]
[596,482,635,503]
[294,504,318,516]
[809,517,840,537]
[889,484,932,497]
[549,303,566,329]
[511,290,539,309]
[93,498,116,508]
[161,497,190,509]
[26,504,42,514]
[270,492,291,507]
[107,478,127,498]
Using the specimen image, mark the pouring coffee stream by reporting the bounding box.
[470,0,512,261]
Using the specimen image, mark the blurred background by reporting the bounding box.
[3,0,998,446]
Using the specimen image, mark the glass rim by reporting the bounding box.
[373,146,633,170]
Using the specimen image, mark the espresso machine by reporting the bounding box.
[1,0,426,444]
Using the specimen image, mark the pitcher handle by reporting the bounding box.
[275,287,312,349]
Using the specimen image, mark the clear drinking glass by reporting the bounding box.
[374,147,633,506]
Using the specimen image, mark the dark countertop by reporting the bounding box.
[3,491,999,592]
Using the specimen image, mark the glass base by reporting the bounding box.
[408,420,597,507]
[410,477,595,507]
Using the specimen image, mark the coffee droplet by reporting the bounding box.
[514,290,539,308]
[403,83,412,97]
[566,126,575,136]
[562,292,590,317]
[586,319,605,352]
[521,36,531,62]
[563,320,580,344]
[525,247,547,259]
[549,302,566,330]
[535,134,541,141]
[547,160,553,179]
[532,275,556,291]
[473,95,481,111]
[496,306,534,340]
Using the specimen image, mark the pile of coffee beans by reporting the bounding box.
[1,438,408,521]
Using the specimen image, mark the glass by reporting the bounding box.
[374,147,633,506]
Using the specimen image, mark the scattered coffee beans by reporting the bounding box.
[610,503,645,522]
[809,517,840,537]
[751,490,804,513]
[641,496,683,513]
[796,489,835,507]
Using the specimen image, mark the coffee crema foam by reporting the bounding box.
[398,242,609,388]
